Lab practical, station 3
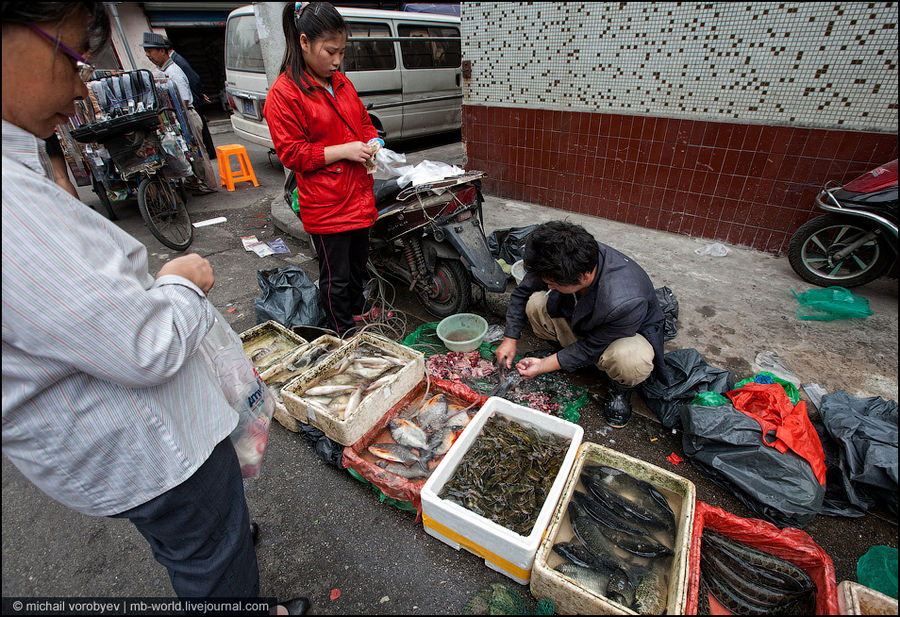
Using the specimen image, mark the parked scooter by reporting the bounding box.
[788,159,898,288]
[285,170,508,318]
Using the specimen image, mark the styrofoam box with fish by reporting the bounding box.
[260,335,343,433]
[837,580,897,615]
[421,396,584,585]
[239,321,308,375]
[529,442,695,615]
[281,333,424,446]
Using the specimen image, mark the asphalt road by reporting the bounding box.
[2,123,897,614]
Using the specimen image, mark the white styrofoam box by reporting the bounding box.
[837,580,898,615]
[281,332,424,445]
[530,442,696,614]
[421,396,584,585]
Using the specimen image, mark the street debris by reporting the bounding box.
[192,216,227,228]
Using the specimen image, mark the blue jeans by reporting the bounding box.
[112,439,260,598]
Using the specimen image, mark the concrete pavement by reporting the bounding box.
[2,125,897,613]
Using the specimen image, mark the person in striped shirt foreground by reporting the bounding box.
[1,3,306,613]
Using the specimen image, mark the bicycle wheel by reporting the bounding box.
[137,176,193,251]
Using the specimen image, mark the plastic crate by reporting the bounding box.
[421,396,584,585]
[530,442,695,614]
[837,580,898,615]
[281,333,424,445]
[260,335,343,433]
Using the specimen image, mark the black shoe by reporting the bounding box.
[250,521,260,546]
[277,597,310,615]
[602,379,635,428]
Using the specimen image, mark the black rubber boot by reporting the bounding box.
[603,379,635,428]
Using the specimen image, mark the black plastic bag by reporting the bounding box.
[681,403,825,528]
[811,419,872,518]
[654,286,679,341]
[254,266,325,329]
[640,348,734,429]
[486,225,537,265]
[819,390,898,515]
[296,422,344,469]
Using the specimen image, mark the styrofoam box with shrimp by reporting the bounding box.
[281,333,424,445]
[421,396,583,585]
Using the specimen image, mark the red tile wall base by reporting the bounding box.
[462,105,898,254]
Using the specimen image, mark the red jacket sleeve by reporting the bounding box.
[263,76,326,173]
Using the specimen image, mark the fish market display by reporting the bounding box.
[551,464,680,614]
[368,392,475,482]
[698,529,817,615]
[243,329,302,373]
[262,339,342,402]
[293,343,405,420]
[439,414,569,536]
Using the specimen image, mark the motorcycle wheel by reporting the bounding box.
[787,214,892,287]
[418,259,471,318]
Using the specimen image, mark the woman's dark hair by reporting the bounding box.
[523,220,600,286]
[1,2,111,55]
[279,2,346,95]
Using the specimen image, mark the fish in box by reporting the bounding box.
[239,321,307,374]
[421,397,584,585]
[281,333,424,445]
[530,442,695,615]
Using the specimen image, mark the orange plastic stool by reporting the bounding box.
[216,144,259,191]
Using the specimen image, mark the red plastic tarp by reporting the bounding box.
[728,382,827,486]
[684,500,839,615]
[341,377,487,513]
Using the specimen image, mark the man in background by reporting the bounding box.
[142,32,217,194]
[166,36,216,160]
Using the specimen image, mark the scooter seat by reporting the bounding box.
[373,177,402,205]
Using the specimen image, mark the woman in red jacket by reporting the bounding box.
[264,2,383,337]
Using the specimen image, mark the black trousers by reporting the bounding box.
[310,227,370,336]
[111,439,259,598]
[199,111,216,160]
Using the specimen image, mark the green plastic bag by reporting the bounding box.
[734,371,801,405]
[858,545,898,600]
[791,286,873,321]
[290,187,300,214]
[691,391,731,406]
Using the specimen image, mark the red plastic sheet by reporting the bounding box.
[684,500,839,615]
[728,382,827,486]
[341,377,487,513]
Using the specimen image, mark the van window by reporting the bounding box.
[225,14,265,72]
[398,25,461,70]
[344,22,396,71]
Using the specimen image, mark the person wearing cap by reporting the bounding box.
[163,35,217,160]
[142,31,217,194]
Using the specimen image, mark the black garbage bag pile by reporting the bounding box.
[654,286,679,341]
[640,348,733,428]
[254,266,326,329]
[680,402,825,529]
[813,390,898,517]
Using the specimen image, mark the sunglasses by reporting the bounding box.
[26,22,95,81]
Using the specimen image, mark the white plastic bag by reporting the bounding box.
[373,148,466,188]
[694,242,730,257]
[374,147,413,178]
[198,305,276,479]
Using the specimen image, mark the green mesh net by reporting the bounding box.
[462,582,529,615]
[402,322,587,423]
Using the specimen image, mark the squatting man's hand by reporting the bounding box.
[494,337,518,369]
[516,357,543,379]
[156,253,215,294]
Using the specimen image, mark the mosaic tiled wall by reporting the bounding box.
[460,2,899,253]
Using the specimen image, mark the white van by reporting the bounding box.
[224,4,462,150]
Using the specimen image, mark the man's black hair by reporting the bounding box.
[1,2,111,54]
[523,220,599,286]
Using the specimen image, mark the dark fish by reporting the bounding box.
[702,530,816,594]
[584,465,676,529]
[582,472,671,531]
[597,523,673,558]
[634,564,667,614]
[606,568,636,609]
[553,542,616,574]
[567,502,648,584]
[701,547,813,613]
[572,490,646,535]
[554,562,611,596]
